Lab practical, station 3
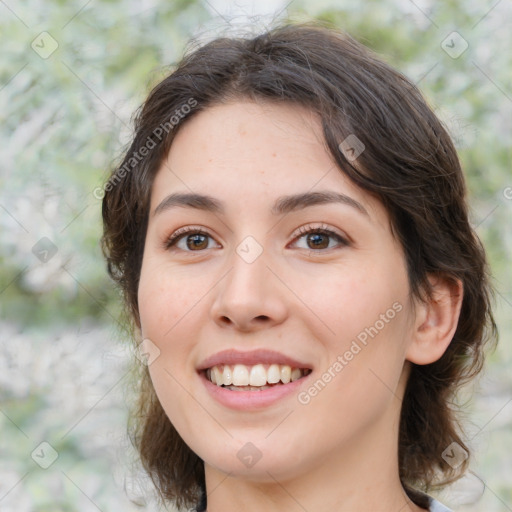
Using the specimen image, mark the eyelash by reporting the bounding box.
[164,224,349,252]
[164,226,211,250]
[294,223,348,245]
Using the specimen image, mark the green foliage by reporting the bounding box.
[1,1,510,510]
[0,0,211,326]
[1,0,510,327]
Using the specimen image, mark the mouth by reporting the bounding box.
[204,363,313,391]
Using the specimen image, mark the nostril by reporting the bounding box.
[216,315,270,329]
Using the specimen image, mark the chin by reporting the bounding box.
[200,439,310,483]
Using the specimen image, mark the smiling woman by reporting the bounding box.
[101,22,497,512]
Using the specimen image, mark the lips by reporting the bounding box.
[197,348,312,372]
[197,348,313,400]
[197,349,313,408]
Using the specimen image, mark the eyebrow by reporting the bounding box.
[153,190,369,217]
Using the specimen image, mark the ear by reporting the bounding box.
[406,275,463,365]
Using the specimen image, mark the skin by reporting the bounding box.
[137,100,462,512]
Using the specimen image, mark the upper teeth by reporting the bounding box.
[206,364,310,387]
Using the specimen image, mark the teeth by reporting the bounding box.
[212,366,222,385]
[291,368,302,382]
[249,364,267,386]
[232,364,249,386]
[267,364,281,384]
[223,365,233,386]
[224,384,273,391]
[206,363,310,387]
[280,365,291,384]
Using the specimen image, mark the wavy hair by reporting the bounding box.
[101,22,497,511]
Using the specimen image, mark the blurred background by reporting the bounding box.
[0,0,511,510]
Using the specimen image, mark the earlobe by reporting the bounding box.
[406,275,463,365]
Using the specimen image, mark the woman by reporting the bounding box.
[101,22,497,512]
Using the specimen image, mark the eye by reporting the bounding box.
[291,224,349,251]
[164,226,219,252]
[164,224,349,253]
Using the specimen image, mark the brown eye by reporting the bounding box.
[185,233,209,251]
[306,232,330,250]
[165,228,218,252]
[292,225,349,251]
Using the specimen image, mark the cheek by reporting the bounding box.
[138,266,206,436]
[147,361,216,457]
[299,263,412,403]
[299,311,411,449]
[138,261,205,339]
[298,260,410,343]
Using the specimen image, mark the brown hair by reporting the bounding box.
[101,21,497,510]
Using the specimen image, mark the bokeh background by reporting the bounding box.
[1,0,511,510]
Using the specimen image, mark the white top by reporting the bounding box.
[429,496,452,512]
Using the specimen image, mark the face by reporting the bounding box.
[138,100,418,483]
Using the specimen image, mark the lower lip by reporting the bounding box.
[200,371,311,410]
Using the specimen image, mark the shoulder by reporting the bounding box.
[428,496,453,512]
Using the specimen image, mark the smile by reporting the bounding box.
[198,349,313,408]
[205,363,312,391]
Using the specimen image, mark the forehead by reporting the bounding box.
[166,100,328,180]
[150,100,384,222]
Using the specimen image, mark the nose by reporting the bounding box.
[210,245,288,332]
